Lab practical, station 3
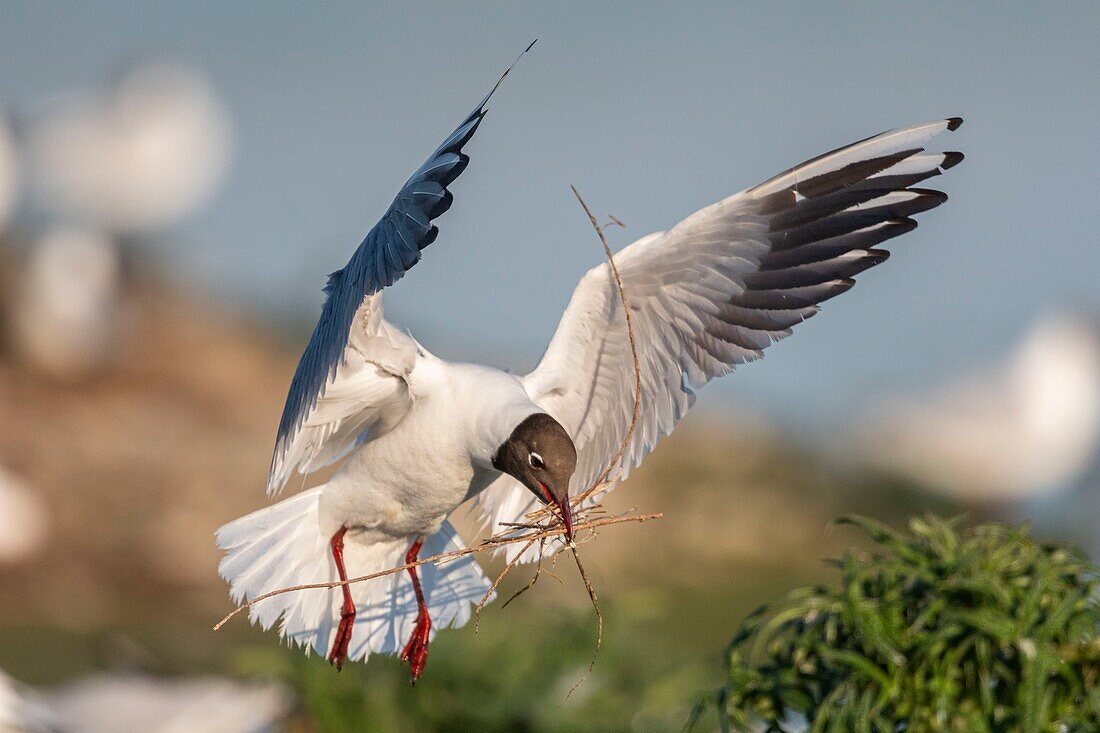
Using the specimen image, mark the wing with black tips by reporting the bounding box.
[476,118,964,560]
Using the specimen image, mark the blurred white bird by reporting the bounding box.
[0,113,18,234]
[0,467,49,565]
[9,227,122,377]
[42,675,290,733]
[858,311,1100,501]
[28,63,230,234]
[219,49,964,682]
[0,669,58,733]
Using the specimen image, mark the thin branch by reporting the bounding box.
[501,538,548,609]
[569,185,641,499]
[213,511,662,631]
[512,188,642,526]
[474,537,536,633]
[562,543,603,704]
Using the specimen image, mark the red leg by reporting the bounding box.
[327,526,355,670]
[399,537,432,683]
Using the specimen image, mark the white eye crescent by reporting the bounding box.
[528,452,544,469]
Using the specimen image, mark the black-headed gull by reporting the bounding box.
[859,311,1100,502]
[218,51,964,681]
[28,63,230,234]
[0,467,48,565]
[11,226,122,377]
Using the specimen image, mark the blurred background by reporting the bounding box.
[0,3,1098,731]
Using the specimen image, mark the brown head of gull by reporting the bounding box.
[492,413,578,539]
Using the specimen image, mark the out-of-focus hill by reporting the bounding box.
[0,276,295,623]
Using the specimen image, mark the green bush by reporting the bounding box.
[686,516,1100,733]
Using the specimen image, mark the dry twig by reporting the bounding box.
[474,537,536,633]
[569,186,642,503]
[501,537,549,609]
[562,546,603,704]
[213,511,661,631]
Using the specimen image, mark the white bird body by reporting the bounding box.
[318,356,541,540]
[220,300,553,666]
[217,54,964,678]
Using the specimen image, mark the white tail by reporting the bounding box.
[216,487,493,663]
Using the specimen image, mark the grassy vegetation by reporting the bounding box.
[227,562,792,733]
[0,417,975,731]
[686,516,1100,733]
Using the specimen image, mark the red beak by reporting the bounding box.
[540,482,573,540]
[556,494,574,540]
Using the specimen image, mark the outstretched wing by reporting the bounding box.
[477,118,964,559]
[269,48,532,496]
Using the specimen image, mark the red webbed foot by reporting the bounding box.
[400,611,432,683]
[327,526,356,671]
[328,605,356,670]
[400,536,431,683]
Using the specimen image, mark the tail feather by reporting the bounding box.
[216,488,493,663]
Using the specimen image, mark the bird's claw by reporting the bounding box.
[327,609,355,671]
[400,613,431,684]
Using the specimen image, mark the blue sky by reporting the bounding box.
[2,2,1098,427]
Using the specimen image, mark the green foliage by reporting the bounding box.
[231,591,712,732]
[686,515,1100,733]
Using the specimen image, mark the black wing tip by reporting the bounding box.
[946,117,964,131]
[910,188,948,204]
[420,225,439,250]
[864,248,891,265]
[828,278,857,298]
[890,217,919,233]
[941,151,965,170]
[480,39,538,112]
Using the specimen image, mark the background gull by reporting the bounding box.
[9,227,122,378]
[27,63,230,235]
[0,467,48,566]
[0,668,58,733]
[856,311,1100,502]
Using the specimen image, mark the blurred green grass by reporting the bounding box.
[0,426,962,731]
[0,553,818,730]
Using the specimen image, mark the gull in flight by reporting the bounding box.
[217,47,964,682]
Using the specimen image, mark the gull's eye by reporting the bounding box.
[528,452,545,469]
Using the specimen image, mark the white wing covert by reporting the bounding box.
[476,119,964,560]
[267,293,418,497]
